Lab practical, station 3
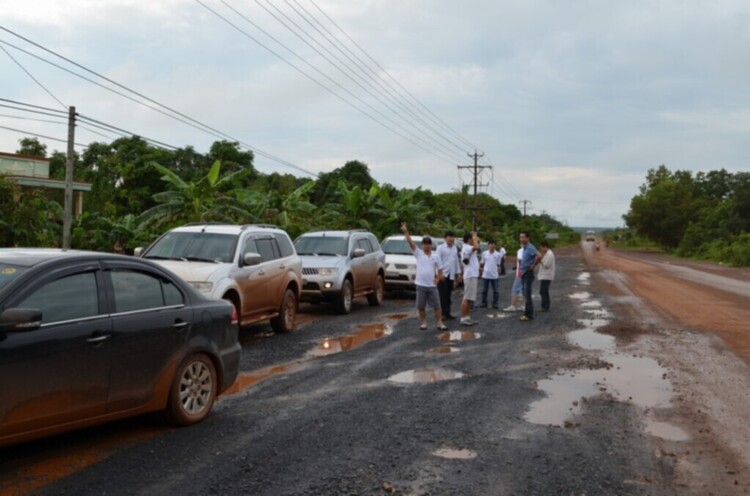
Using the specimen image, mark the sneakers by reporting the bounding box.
[516,304,525,311]
[502,305,516,312]
[460,318,478,326]
[520,315,532,321]
[437,324,448,331]
[492,305,499,309]
[419,323,427,330]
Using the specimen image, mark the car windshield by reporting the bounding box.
[382,239,421,255]
[295,236,348,256]
[0,264,26,290]
[144,232,237,263]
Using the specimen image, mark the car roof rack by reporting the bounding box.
[182,222,227,227]
[241,224,278,230]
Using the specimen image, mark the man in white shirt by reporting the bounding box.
[538,241,556,311]
[401,223,447,330]
[460,231,480,326]
[480,240,502,309]
[436,231,461,320]
[498,243,507,276]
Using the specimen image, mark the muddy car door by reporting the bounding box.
[234,235,272,320]
[350,237,371,293]
[0,264,111,439]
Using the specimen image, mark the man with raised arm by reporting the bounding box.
[401,223,447,331]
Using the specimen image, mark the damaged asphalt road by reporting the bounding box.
[7,253,690,495]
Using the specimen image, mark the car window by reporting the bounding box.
[111,270,167,313]
[18,272,100,324]
[242,237,258,254]
[0,264,27,290]
[163,280,184,306]
[294,236,348,256]
[356,238,372,254]
[382,239,420,255]
[255,238,279,263]
[144,232,237,263]
[273,233,295,258]
[368,235,381,252]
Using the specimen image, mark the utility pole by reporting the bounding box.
[457,150,490,231]
[519,199,532,217]
[62,106,76,250]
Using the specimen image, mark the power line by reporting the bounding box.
[0,124,87,148]
[1,44,67,110]
[0,113,67,125]
[0,27,318,177]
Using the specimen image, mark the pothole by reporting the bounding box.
[569,291,591,300]
[437,331,481,342]
[309,323,393,357]
[580,300,602,308]
[584,309,613,318]
[567,329,616,351]
[432,448,477,460]
[224,361,306,396]
[388,368,466,384]
[645,421,690,442]
[429,345,460,355]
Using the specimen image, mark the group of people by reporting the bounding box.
[400,223,556,330]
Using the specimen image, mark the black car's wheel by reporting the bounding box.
[271,288,297,333]
[336,278,353,314]
[166,354,217,426]
[367,274,384,306]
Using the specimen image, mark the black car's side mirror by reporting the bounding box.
[0,308,43,333]
[242,252,262,267]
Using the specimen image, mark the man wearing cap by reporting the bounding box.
[401,223,448,330]
[436,230,461,320]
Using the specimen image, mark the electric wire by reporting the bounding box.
[0,124,87,148]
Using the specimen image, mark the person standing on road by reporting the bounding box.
[460,231,480,326]
[436,231,461,320]
[538,241,556,312]
[401,223,447,331]
[498,241,507,276]
[503,246,525,312]
[480,240,502,309]
[519,231,542,321]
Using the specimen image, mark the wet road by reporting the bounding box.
[1,249,727,495]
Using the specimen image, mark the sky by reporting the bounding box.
[1,0,749,227]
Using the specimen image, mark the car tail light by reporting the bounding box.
[230,306,239,325]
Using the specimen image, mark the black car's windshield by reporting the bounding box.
[144,232,237,263]
[0,264,26,290]
[382,239,421,255]
[295,236,348,256]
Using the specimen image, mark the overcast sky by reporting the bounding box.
[2,0,749,227]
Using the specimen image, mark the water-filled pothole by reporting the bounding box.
[525,354,673,426]
[432,448,477,459]
[567,329,616,351]
[569,291,591,300]
[224,361,305,396]
[309,323,392,357]
[388,368,466,384]
[645,421,690,441]
[437,331,481,342]
[429,345,460,355]
[580,300,602,308]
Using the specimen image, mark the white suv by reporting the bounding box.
[136,224,302,332]
[381,234,424,291]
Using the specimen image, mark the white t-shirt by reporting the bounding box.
[482,251,502,279]
[461,244,480,279]
[414,248,440,288]
[515,248,523,278]
[499,247,507,259]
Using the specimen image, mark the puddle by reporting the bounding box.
[224,361,305,396]
[577,272,591,281]
[567,329,616,351]
[487,313,510,319]
[580,300,602,308]
[388,368,466,384]
[525,354,673,426]
[309,323,393,357]
[431,345,459,354]
[578,318,610,329]
[432,448,477,460]
[569,291,591,300]
[584,309,613,318]
[437,331,481,342]
[384,313,410,321]
[645,421,690,442]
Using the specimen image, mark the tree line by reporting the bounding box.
[615,165,750,266]
[1,136,580,253]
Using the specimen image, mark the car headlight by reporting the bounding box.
[188,281,214,293]
[317,268,339,276]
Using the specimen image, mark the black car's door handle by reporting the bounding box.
[173,321,190,331]
[86,334,110,344]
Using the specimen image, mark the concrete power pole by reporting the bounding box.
[62,106,76,250]
[519,199,532,217]
[458,151,489,231]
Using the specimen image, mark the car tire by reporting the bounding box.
[336,278,353,314]
[367,274,384,306]
[166,354,217,426]
[271,288,297,333]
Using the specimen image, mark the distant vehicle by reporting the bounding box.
[586,230,596,242]
[381,234,424,291]
[137,224,302,333]
[295,230,386,314]
[0,249,240,447]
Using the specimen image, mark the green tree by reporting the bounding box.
[16,137,47,157]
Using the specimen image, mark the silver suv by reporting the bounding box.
[136,224,302,332]
[295,230,386,314]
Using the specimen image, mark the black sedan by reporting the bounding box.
[0,249,240,447]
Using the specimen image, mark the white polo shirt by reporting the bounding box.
[482,251,502,279]
[413,248,440,288]
[461,244,479,279]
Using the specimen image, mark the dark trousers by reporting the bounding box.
[437,277,454,317]
[481,278,499,307]
[539,280,551,310]
[522,271,535,318]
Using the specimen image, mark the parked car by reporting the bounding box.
[136,224,302,332]
[381,234,423,291]
[586,230,596,242]
[0,248,240,447]
[295,230,386,314]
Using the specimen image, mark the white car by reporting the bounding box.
[381,235,424,291]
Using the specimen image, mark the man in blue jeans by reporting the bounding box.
[519,231,542,321]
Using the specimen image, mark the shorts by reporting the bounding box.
[512,276,523,296]
[416,285,440,310]
[463,277,478,302]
